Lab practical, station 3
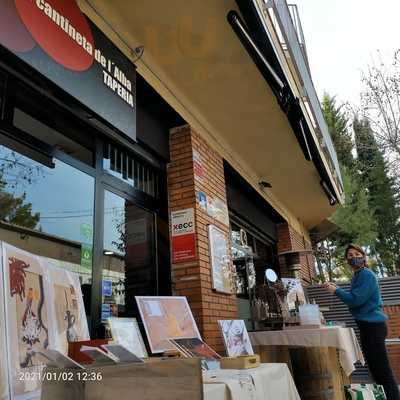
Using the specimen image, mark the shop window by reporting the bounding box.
[0,143,95,281]
[102,190,157,319]
[103,142,158,198]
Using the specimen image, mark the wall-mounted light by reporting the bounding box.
[104,250,114,256]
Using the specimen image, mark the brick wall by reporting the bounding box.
[277,222,315,284]
[384,305,400,381]
[168,125,237,351]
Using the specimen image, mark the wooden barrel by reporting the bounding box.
[289,347,343,400]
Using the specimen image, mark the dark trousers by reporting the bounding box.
[356,320,400,400]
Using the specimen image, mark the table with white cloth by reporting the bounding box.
[203,363,300,400]
[249,327,365,400]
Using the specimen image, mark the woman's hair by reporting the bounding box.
[344,244,368,266]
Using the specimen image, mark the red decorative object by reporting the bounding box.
[9,257,29,301]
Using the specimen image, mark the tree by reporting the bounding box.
[0,150,41,230]
[354,117,400,275]
[361,53,400,175]
[321,93,354,169]
[330,167,378,276]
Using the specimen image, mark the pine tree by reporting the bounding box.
[354,118,400,275]
[317,94,379,281]
[330,167,378,277]
[321,94,354,169]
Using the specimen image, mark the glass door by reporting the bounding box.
[100,189,157,326]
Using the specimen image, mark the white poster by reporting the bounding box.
[208,225,233,294]
[45,259,90,355]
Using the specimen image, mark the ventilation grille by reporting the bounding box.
[103,142,159,198]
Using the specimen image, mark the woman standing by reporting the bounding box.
[324,244,400,400]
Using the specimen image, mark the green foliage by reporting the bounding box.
[329,167,378,277]
[318,94,380,281]
[0,185,40,230]
[321,94,354,169]
[354,118,400,275]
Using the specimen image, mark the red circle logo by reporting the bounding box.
[15,0,95,71]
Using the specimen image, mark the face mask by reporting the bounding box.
[348,257,365,268]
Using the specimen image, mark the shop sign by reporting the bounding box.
[80,243,92,268]
[171,208,196,263]
[80,223,93,243]
[0,0,136,140]
[101,303,111,321]
[102,280,113,297]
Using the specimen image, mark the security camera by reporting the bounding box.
[259,180,272,189]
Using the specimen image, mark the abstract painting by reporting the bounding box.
[218,320,254,357]
[136,296,201,353]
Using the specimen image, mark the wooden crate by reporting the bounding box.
[41,358,203,400]
[220,355,260,369]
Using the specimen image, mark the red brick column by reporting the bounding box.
[384,305,400,381]
[167,125,237,351]
[277,222,315,284]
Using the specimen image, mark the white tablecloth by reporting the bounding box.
[203,363,300,400]
[250,327,364,376]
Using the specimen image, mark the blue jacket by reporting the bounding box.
[335,268,387,323]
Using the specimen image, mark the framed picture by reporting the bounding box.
[108,317,148,358]
[208,225,233,294]
[136,296,201,353]
[281,278,306,310]
[218,320,254,357]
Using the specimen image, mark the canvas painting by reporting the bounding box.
[45,260,89,355]
[218,320,254,357]
[108,317,148,358]
[136,296,201,353]
[281,278,306,310]
[3,242,51,398]
[170,338,220,360]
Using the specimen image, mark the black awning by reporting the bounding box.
[228,3,339,206]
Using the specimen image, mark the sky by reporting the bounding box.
[296,0,400,106]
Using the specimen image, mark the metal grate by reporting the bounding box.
[306,276,400,382]
[103,142,159,198]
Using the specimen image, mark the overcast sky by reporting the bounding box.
[296,0,400,106]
